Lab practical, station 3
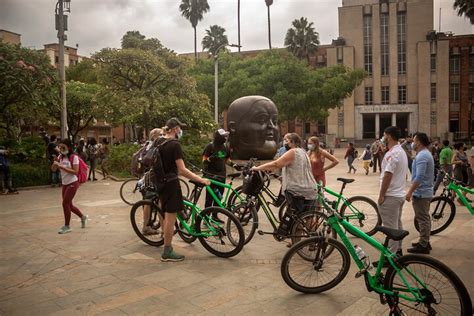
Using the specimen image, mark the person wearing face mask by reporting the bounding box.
[202,129,241,210]
[401,136,414,173]
[252,133,317,237]
[452,143,471,203]
[158,118,210,262]
[405,133,434,254]
[307,136,338,186]
[370,138,384,173]
[51,139,88,234]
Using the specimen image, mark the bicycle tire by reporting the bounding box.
[414,196,456,235]
[290,210,337,258]
[179,178,190,199]
[340,196,380,236]
[228,185,261,211]
[120,178,141,206]
[281,237,351,294]
[130,200,164,247]
[384,254,472,315]
[230,201,259,245]
[195,207,245,258]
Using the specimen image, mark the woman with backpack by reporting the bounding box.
[51,139,88,234]
[344,142,357,174]
[87,137,98,181]
[358,144,372,175]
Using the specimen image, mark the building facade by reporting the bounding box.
[326,0,439,140]
[39,43,85,68]
[0,29,21,45]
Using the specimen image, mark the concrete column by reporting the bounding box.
[375,113,380,138]
[392,113,396,126]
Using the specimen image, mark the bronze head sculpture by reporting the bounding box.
[227,96,279,160]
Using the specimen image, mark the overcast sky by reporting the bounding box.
[1,0,472,57]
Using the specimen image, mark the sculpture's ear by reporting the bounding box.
[228,121,236,133]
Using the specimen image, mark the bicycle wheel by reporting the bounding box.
[176,199,197,243]
[384,254,472,315]
[290,211,337,258]
[414,196,456,235]
[195,207,245,258]
[281,237,351,294]
[120,178,141,205]
[130,200,164,247]
[230,201,258,245]
[228,185,261,211]
[179,178,190,199]
[340,196,380,236]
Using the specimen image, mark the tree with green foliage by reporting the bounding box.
[191,50,365,122]
[0,41,59,140]
[121,30,165,52]
[284,17,320,64]
[454,0,474,24]
[94,32,214,137]
[64,81,101,141]
[66,59,98,84]
[179,0,210,59]
[202,25,229,55]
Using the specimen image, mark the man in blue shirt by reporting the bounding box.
[405,132,434,254]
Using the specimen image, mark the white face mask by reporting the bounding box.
[308,144,315,151]
[177,129,183,139]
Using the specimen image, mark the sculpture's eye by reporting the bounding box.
[253,114,269,125]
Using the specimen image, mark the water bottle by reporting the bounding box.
[213,187,222,200]
[354,245,372,271]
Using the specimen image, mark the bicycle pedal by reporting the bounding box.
[257,230,274,236]
[355,270,366,278]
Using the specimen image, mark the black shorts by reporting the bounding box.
[159,179,184,213]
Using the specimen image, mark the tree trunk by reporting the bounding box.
[194,26,197,59]
[238,0,241,52]
[267,5,272,49]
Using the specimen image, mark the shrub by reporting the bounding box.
[10,162,50,187]
[108,143,140,177]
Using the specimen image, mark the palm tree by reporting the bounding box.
[179,0,210,59]
[237,0,241,52]
[202,25,229,56]
[284,17,320,64]
[265,0,273,49]
[453,0,474,24]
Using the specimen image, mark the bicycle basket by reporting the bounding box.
[241,171,265,196]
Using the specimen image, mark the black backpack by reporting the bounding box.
[142,138,178,192]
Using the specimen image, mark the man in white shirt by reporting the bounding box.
[377,126,409,260]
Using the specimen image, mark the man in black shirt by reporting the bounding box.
[159,118,210,262]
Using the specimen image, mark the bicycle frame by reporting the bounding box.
[191,178,247,208]
[256,193,279,230]
[316,183,364,221]
[319,198,429,303]
[447,181,474,215]
[175,199,224,238]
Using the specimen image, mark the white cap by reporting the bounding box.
[217,128,229,136]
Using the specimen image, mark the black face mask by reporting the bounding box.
[284,144,290,151]
[463,146,468,151]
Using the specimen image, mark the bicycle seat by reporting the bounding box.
[374,226,409,241]
[228,172,241,178]
[189,179,205,187]
[337,178,355,184]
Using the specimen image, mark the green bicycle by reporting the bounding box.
[130,190,245,258]
[281,186,472,315]
[415,170,474,235]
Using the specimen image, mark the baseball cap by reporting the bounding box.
[166,117,187,129]
[217,128,229,137]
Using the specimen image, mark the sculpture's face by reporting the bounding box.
[228,97,279,160]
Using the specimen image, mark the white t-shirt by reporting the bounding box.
[59,155,79,185]
[380,144,408,198]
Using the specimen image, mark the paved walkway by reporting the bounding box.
[0,149,473,315]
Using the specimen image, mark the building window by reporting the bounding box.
[431,83,436,102]
[381,86,390,105]
[363,15,373,75]
[431,54,436,72]
[380,13,390,76]
[450,83,460,103]
[450,55,460,74]
[55,56,59,63]
[365,87,373,105]
[398,85,407,104]
[470,54,474,73]
[397,13,406,74]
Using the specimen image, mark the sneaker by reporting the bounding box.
[407,243,431,254]
[161,249,185,262]
[81,215,88,228]
[142,226,159,235]
[58,225,71,234]
[411,241,432,250]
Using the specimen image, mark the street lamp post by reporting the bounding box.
[55,0,71,139]
[214,43,241,124]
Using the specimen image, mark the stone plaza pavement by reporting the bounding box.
[0,149,473,315]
